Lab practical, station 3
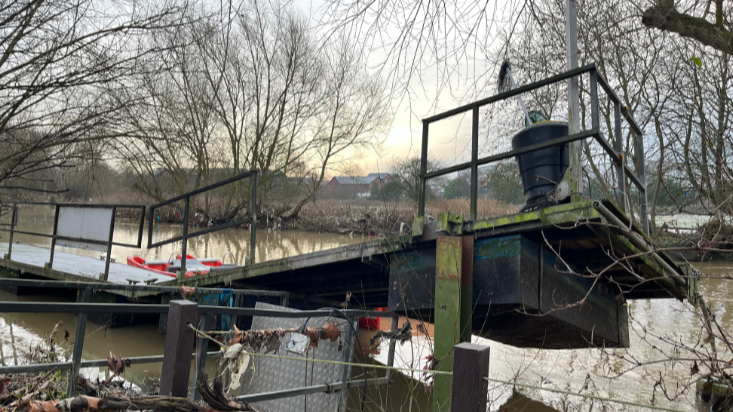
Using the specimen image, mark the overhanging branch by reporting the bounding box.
[642,2,732,55]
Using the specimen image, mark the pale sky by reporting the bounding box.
[292,0,527,175]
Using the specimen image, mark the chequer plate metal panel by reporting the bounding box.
[238,302,353,412]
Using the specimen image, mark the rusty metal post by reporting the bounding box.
[460,235,473,343]
[450,343,490,412]
[67,288,90,396]
[160,300,197,397]
[7,205,16,259]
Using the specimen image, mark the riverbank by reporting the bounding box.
[272,198,518,236]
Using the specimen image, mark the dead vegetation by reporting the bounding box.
[278,198,518,236]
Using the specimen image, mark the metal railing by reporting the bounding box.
[0,278,394,405]
[0,202,146,280]
[418,63,649,233]
[148,171,258,278]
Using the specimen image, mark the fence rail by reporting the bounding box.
[0,202,146,280]
[148,170,258,277]
[0,278,395,405]
[418,62,649,234]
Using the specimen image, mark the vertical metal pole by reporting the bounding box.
[566,0,582,201]
[385,313,398,381]
[191,313,212,400]
[614,102,627,213]
[418,121,429,217]
[137,206,146,248]
[636,130,650,234]
[67,288,90,396]
[250,172,257,264]
[7,206,16,259]
[432,236,463,412]
[459,235,473,343]
[180,198,190,279]
[470,108,479,221]
[587,70,599,199]
[148,206,155,247]
[103,207,116,281]
[338,317,355,411]
[48,205,60,269]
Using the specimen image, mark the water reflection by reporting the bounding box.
[1,206,363,265]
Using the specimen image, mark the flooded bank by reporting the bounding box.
[0,207,730,409]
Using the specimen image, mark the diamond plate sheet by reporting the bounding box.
[238,302,354,412]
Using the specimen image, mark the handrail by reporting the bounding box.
[417,63,650,234]
[0,202,146,280]
[0,297,396,404]
[148,170,258,276]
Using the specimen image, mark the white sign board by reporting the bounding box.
[56,207,114,252]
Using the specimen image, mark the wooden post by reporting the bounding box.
[450,343,490,412]
[160,300,197,397]
[432,236,462,412]
[67,288,90,396]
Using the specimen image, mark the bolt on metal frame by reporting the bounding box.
[417,63,649,234]
[147,171,258,278]
[0,202,146,280]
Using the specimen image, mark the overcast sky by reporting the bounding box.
[291,0,528,175]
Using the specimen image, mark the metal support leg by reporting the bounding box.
[459,236,474,343]
[102,207,116,281]
[566,0,582,202]
[385,314,398,382]
[48,205,60,269]
[250,173,257,265]
[432,236,464,412]
[67,288,90,396]
[180,199,190,279]
[470,108,479,221]
[7,206,16,259]
[191,313,212,400]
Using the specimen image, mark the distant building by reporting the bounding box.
[323,173,393,198]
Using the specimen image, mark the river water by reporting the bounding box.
[0,207,729,410]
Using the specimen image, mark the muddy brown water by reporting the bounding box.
[0,207,730,410]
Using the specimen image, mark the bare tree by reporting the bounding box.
[642,0,732,55]
[0,0,190,197]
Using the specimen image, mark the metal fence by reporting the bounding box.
[148,170,258,278]
[0,278,394,406]
[0,202,146,280]
[418,63,649,234]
